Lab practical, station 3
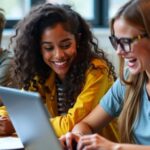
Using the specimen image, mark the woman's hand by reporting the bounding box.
[0,116,15,136]
[59,132,81,150]
[77,133,116,150]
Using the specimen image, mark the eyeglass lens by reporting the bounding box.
[109,36,130,52]
[109,33,148,53]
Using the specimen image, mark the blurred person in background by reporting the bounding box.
[0,8,13,86]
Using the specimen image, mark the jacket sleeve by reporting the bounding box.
[0,106,8,117]
[50,67,114,137]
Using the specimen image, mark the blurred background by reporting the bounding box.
[0,0,129,74]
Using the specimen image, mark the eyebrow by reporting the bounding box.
[60,38,72,43]
[41,41,51,45]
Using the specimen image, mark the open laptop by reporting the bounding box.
[0,86,63,150]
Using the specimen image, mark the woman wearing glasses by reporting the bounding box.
[60,0,150,149]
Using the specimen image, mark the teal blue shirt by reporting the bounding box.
[100,78,150,145]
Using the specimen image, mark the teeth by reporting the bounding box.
[129,59,136,63]
[54,61,67,65]
[125,58,136,62]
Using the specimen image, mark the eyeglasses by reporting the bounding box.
[109,33,148,53]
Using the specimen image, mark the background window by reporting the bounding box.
[1,0,100,28]
[109,0,130,19]
[0,0,130,29]
[47,0,94,20]
[0,0,45,29]
[0,0,30,20]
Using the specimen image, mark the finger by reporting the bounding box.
[79,134,95,139]
[82,145,96,150]
[77,136,93,150]
[59,135,67,149]
[65,132,74,150]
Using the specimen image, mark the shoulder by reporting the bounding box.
[100,78,125,117]
[86,58,109,77]
[0,49,13,60]
[90,58,108,69]
[85,58,113,86]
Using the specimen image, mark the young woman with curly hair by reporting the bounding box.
[0,3,118,140]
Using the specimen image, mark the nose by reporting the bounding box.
[54,47,65,59]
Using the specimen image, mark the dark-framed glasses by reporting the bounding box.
[109,33,148,52]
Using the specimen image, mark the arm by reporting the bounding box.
[59,79,125,148]
[115,144,150,150]
[61,105,150,150]
[72,105,113,135]
[51,63,113,137]
[59,105,113,149]
[71,79,125,141]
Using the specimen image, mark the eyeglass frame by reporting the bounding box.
[109,33,148,53]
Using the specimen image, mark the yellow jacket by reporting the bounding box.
[0,58,119,141]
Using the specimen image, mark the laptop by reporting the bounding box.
[0,86,63,150]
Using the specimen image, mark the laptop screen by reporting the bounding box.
[0,86,63,150]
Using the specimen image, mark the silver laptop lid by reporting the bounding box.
[0,86,62,150]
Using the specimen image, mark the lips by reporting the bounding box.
[126,58,137,67]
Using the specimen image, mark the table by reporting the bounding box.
[0,136,24,150]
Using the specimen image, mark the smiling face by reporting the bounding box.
[40,24,77,80]
[113,18,150,75]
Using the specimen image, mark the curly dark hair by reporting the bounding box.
[10,3,116,105]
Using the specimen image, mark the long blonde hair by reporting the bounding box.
[110,0,150,143]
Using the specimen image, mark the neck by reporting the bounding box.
[56,75,64,83]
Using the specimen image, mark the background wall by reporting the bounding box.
[93,28,119,74]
